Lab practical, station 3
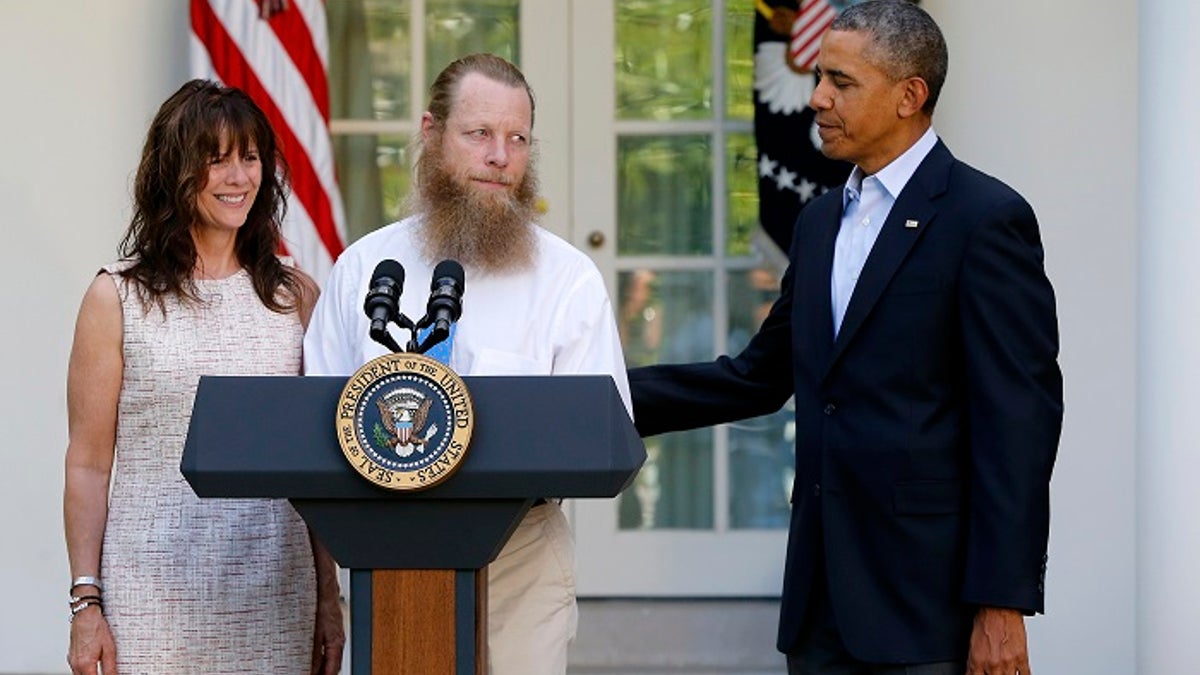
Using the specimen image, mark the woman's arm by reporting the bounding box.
[64,273,124,675]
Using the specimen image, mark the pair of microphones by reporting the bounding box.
[364,259,464,355]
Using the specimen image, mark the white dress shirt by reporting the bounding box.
[831,127,939,336]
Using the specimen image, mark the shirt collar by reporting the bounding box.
[842,127,939,208]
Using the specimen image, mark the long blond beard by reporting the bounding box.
[409,134,540,273]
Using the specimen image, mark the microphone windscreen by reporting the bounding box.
[370,259,406,289]
[431,259,465,293]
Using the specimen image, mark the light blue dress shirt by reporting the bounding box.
[831,128,939,336]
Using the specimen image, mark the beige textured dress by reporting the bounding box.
[100,264,315,672]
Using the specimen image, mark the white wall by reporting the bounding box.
[924,2,1138,672]
[0,0,1139,672]
[0,1,190,669]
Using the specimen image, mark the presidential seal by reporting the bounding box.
[336,352,474,491]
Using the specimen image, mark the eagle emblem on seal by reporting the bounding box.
[374,387,439,458]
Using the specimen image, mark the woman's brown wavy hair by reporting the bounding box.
[119,79,302,314]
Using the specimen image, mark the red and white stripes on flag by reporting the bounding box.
[789,0,837,72]
[190,0,346,285]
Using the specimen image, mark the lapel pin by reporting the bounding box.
[904,219,919,229]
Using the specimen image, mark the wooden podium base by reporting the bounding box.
[351,569,487,674]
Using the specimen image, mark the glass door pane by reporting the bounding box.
[617,135,714,255]
[574,0,790,596]
[424,0,520,84]
[615,2,712,120]
[726,265,795,529]
[616,269,714,530]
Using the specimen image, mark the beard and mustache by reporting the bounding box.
[408,131,540,274]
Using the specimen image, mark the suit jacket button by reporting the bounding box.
[813,484,821,497]
[823,403,836,415]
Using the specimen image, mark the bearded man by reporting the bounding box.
[303,53,632,675]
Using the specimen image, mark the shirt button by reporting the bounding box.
[823,403,836,415]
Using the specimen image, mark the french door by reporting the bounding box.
[569,0,791,597]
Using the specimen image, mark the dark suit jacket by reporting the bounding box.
[629,140,1063,663]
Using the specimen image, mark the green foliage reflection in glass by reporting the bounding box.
[616,1,754,122]
[332,134,411,243]
[425,0,520,90]
[727,132,760,256]
[617,135,714,255]
[725,7,755,121]
[616,1,713,120]
[327,0,412,121]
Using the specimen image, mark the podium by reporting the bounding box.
[182,374,644,675]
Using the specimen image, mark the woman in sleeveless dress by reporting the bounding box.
[64,80,344,674]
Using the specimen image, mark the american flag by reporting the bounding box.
[789,0,837,73]
[190,0,346,285]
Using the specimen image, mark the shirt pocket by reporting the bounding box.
[471,348,544,376]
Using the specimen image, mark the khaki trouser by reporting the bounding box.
[486,501,578,675]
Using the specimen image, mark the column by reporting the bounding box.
[1138,0,1200,670]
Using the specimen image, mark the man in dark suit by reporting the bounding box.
[629,2,1062,673]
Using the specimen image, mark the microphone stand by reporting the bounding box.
[370,313,416,354]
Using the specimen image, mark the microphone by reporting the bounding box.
[363,259,406,353]
[416,260,465,353]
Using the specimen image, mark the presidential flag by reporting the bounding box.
[190,0,347,285]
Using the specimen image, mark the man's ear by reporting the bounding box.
[420,111,437,141]
[897,77,930,118]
